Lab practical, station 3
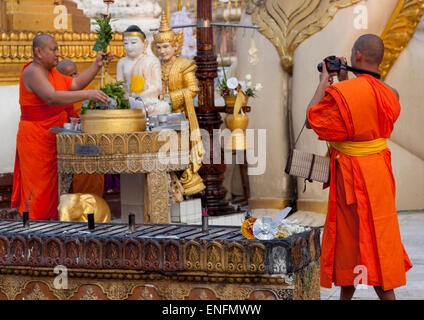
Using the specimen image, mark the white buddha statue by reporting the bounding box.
[116,25,170,115]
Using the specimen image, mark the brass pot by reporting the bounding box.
[224,95,249,107]
[81,109,146,134]
[224,95,237,106]
[224,114,250,150]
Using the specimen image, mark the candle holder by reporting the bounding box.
[128,213,136,233]
[87,213,95,231]
[202,208,209,233]
[22,211,30,229]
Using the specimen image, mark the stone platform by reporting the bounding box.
[0,219,321,300]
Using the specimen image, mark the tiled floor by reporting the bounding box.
[320,211,424,300]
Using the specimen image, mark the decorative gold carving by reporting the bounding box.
[247,0,362,74]
[248,244,266,272]
[138,286,155,300]
[0,266,310,300]
[227,243,246,272]
[379,0,424,80]
[24,283,50,300]
[81,287,100,300]
[184,240,204,271]
[57,131,190,175]
[0,31,125,85]
[206,242,225,272]
[145,171,171,223]
[57,131,189,223]
[0,274,27,300]
[156,283,191,300]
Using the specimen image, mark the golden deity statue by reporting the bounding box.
[152,11,205,196]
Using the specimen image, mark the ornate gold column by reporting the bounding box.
[379,0,424,79]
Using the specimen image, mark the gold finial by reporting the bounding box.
[159,10,172,33]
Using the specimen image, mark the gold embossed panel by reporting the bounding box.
[0,31,125,85]
[247,0,362,73]
[56,131,190,174]
[379,0,424,79]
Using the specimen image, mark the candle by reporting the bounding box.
[202,208,209,233]
[87,213,95,231]
[128,213,136,233]
[22,211,30,229]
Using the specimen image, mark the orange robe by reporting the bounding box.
[71,84,104,197]
[307,74,412,291]
[11,62,73,220]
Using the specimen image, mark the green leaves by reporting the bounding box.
[88,81,130,110]
[101,81,130,109]
[92,15,113,56]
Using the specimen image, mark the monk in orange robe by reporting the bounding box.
[12,34,113,220]
[57,59,104,197]
[306,34,412,300]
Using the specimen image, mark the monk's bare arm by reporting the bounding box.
[71,53,117,90]
[23,66,108,105]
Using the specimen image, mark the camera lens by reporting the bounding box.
[317,62,323,72]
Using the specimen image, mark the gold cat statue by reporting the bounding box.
[58,193,111,223]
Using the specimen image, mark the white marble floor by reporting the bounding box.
[320,211,424,300]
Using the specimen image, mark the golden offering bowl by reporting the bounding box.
[82,109,146,134]
[224,95,249,107]
[224,114,250,150]
[224,95,237,106]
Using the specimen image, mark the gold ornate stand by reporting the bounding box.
[56,130,189,223]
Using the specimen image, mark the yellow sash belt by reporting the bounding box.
[329,138,387,156]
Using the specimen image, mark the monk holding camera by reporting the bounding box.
[306,34,412,300]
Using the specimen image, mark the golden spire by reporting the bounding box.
[153,9,178,44]
[159,10,172,33]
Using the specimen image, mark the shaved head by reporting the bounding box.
[57,59,77,75]
[353,34,385,65]
[32,34,56,55]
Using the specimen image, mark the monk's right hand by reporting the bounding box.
[319,60,337,88]
[337,57,349,82]
[87,90,109,104]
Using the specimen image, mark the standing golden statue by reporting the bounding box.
[152,11,205,196]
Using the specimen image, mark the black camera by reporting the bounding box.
[317,56,346,73]
[317,55,381,79]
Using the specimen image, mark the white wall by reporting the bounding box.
[0,85,20,173]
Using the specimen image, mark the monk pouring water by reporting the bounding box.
[306,34,412,300]
[12,34,114,220]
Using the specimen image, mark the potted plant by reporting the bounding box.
[217,55,262,107]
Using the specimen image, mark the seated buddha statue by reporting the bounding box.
[116,25,170,116]
[152,11,205,196]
